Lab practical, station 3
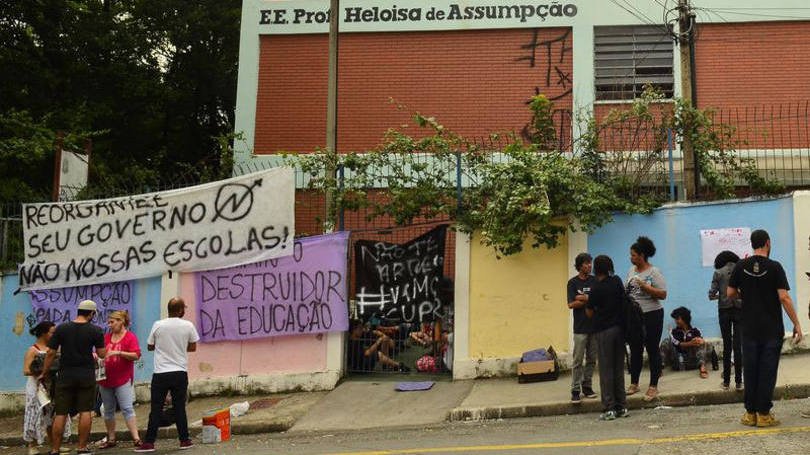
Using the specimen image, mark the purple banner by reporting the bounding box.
[195,232,349,342]
[29,282,134,329]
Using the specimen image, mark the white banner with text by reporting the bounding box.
[254,0,581,34]
[19,167,295,290]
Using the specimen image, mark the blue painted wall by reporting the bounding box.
[588,196,795,339]
[0,274,162,392]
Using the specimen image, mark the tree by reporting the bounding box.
[0,0,241,203]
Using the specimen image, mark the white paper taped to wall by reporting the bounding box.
[700,227,752,267]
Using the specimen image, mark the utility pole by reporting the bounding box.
[325,0,340,230]
[678,0,698,200]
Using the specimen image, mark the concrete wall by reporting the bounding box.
[177,272,340,395]
[794,191,810,332]
[0,273,162,412]
[454,231,570,379]
[588,196,798,339]
[0,270,343,411]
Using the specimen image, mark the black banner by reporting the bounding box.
[354,225,448,323]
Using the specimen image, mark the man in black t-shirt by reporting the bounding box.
[41,299,106,455]
[728,229,802,428]
[567,253,597,403]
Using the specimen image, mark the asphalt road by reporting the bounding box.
[6,399,810,455]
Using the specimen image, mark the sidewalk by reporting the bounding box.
[3,352,810,447]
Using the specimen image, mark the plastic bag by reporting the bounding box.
[229,401,250,417]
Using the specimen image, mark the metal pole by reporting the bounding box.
[678,0,697,200]
[667,128,676,201]
[455,151,463,212]
[687,11,700,196]
[325,0,340,231]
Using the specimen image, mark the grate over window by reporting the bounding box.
[595,25,674,101]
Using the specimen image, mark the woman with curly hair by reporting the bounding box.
[625,236,668,401]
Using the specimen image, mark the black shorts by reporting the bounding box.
[53,377,97,415]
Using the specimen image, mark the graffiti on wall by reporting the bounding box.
[354,225,449,323]
[515,28,573,145]
[517,29,572,102]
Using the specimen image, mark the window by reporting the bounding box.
[595,25,674,101]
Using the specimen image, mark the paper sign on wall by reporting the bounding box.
[699,227,752,267]
[19,167,295,291]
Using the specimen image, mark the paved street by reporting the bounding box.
[5,399,810,455]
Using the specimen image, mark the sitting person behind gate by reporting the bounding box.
[660,306,715,379]
[347,320,411,373]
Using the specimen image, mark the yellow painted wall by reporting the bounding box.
[468,231,570,360]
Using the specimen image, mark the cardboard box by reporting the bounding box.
[201,408,231,443]
[517,347,559,383]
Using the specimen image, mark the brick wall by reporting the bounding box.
[695,21,810,149]
[255,28,574,154]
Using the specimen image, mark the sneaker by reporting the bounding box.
[599,410,617,421]
[571,391,582,404]
[721,382,730,391]
[59,449,71,454]
[740,411,757,427]
[28,447,40,455]
[134,442,155,453]
[800,409,810,418]
[626,384,640,395]
[179,440,194,450]
[735,382,743,391]
[615,408,630,418]
[756,412,780,427]
[582,387,598,399]
[398,362,411,373]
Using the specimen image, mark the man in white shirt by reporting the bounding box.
[135,297,200,452]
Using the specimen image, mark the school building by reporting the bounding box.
[235,0,810,197]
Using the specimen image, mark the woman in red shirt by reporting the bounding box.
[96,311,142,449]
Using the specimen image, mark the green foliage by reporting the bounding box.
[456,143,632,256]
[0,0,241,203]
[674,99,785,198]
[290,102,656,256]
[291,113,463,231]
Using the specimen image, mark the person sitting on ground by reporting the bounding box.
[409,316,435,348]
[347,320,410,373]
[660,306,714,379]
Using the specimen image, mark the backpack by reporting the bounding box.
[623,291,645,344]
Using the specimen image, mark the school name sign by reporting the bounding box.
[19,167,295,291]
[256,0,580,34]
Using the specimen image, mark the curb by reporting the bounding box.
[447,383,810,422]
[0,420,295,448]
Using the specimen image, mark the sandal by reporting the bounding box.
[133,440,143,448]
[626,384,640,395]
[699,368,708,379]
[642,386,658,402]
[97,440,117,449]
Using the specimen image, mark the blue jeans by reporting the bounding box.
[742,338,783,414]
[99,381,136,421]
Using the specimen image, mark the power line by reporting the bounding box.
[694,6,810,20]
